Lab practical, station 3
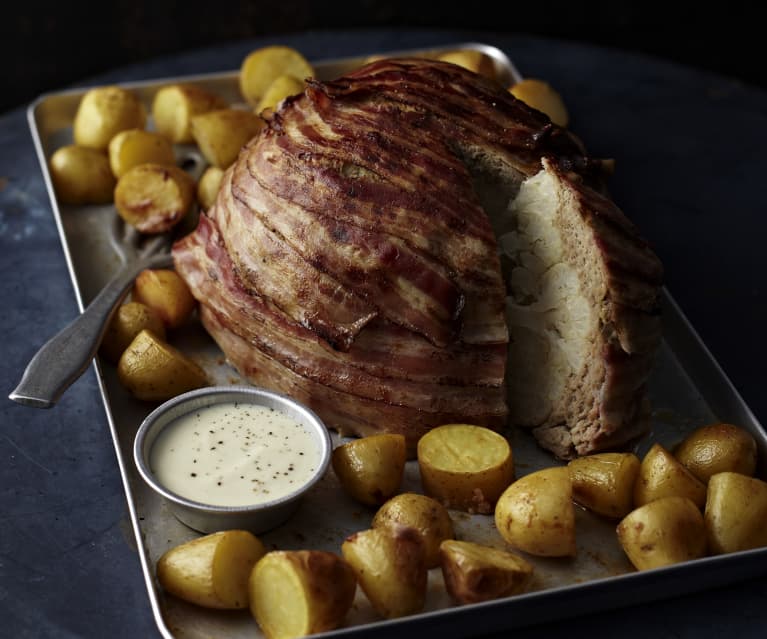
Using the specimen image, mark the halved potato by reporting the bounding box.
[372,492,454,568]
[439,539,534,604]
[674,423,758,484]
[240,45,314,106]
[132,268,197,329]
[49,145,115,205]
[190,108,265,168]
[256,74,306,114]
[494,466,575,557]
[108,129,176,178]
[197,166,225,211]
[417,423,513,514]
[341,525,426,619]
[114,163,195,233]
[436,50,496,80]
[634,443,707,509]
[156,529,265,609]
[705,472,767,554]
[568,452,641,519]
[117,329,207,401]
[100,301,166,363]
[152,84,227,143]
[617,496,707,570]
[73,85,146,150]
[509,78,569,127]
[249,550,356,639]
[331,433,406,506]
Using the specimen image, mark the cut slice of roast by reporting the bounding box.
[172,57,662,457]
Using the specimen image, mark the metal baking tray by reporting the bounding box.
[26,43,767,638]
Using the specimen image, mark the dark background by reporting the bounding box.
[1,1,762,114]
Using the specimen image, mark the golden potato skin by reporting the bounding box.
[617,496,707,571]
[190,108,265,168]
[249,550,356,639]
[197,166,225,211]
[674,423,758,484]
[568,452,640,519]
[341,525,427,619]
[705,472,767,554]
[240,45,314,106]
[331,433,406,506]
[372,492,454,568]
[114,163,195,234]
[117,329,207,401]
[73,86,146,150]
[439,539,533,604]
[256,74,306,114]
[417,423,514,514]
[494,466,575,557]
[156,530,265,609]
[152,84,227,144]
[634,443,707,509]
[509,78,569,127]
[108,129,176,178]
[100,301,166,363]
[132,268,197,329]
[49,145,115,205]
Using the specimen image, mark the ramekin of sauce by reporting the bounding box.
[134,386,331,534]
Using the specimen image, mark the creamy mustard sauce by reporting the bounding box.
[150,402,321,507]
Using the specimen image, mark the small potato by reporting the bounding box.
[372,492,454,568]
[249,550,356,639]
[436,50,496,80]
[132,268,197,329]
[73,85,146,150]
[331,433,406,506]
[114,163,195,234]
[240,45,314,106]
[617,496,707,571]
[568,452,641,519]
[108,129,176,178]
[197,166,225,211]
[100,301,166,363]
[509,78,569,127]
[494,466,575,557]
[256,74,306,114]
[117,329,207,401]
[674,423,757,484]
[705,472,767,554]
[152,84,227,144]
[156,529,265,609]
[341,525,427,619]
[634,443,707,509]
[49,145,115,205]
[439,539,533,604]
[418,423,513,514]
[190,108,265,168]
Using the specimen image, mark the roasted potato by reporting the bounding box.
[331,433,406,506]
[674,423,758,484]
[617,496,707,571]
[568,452,641,519]
[132,268,197,329]
[156,529,265,609]
[48,145,115,205]
[73,85,146,150]
[197,166,224,211]
[494,466,575,557]
[114,163,195,234]
[249,550,356,639]
[439,539,534,604]
[240,45,314,107]
[108,129,176,178]
[436,50,496,80]
[509,78,569,127]
[705,472,767,554]
[117,329,207,401]
[256,74,306,114]
[341,524,427,619]
[634,443,707,509]
[152,84,227,143]
[417,423,514,514]
[100,301,166,363]
[190,108,265,169]
[372,492,454,568]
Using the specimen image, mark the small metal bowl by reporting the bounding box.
[133,385,331,534]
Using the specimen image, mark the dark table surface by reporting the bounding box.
[2,28,766,639]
